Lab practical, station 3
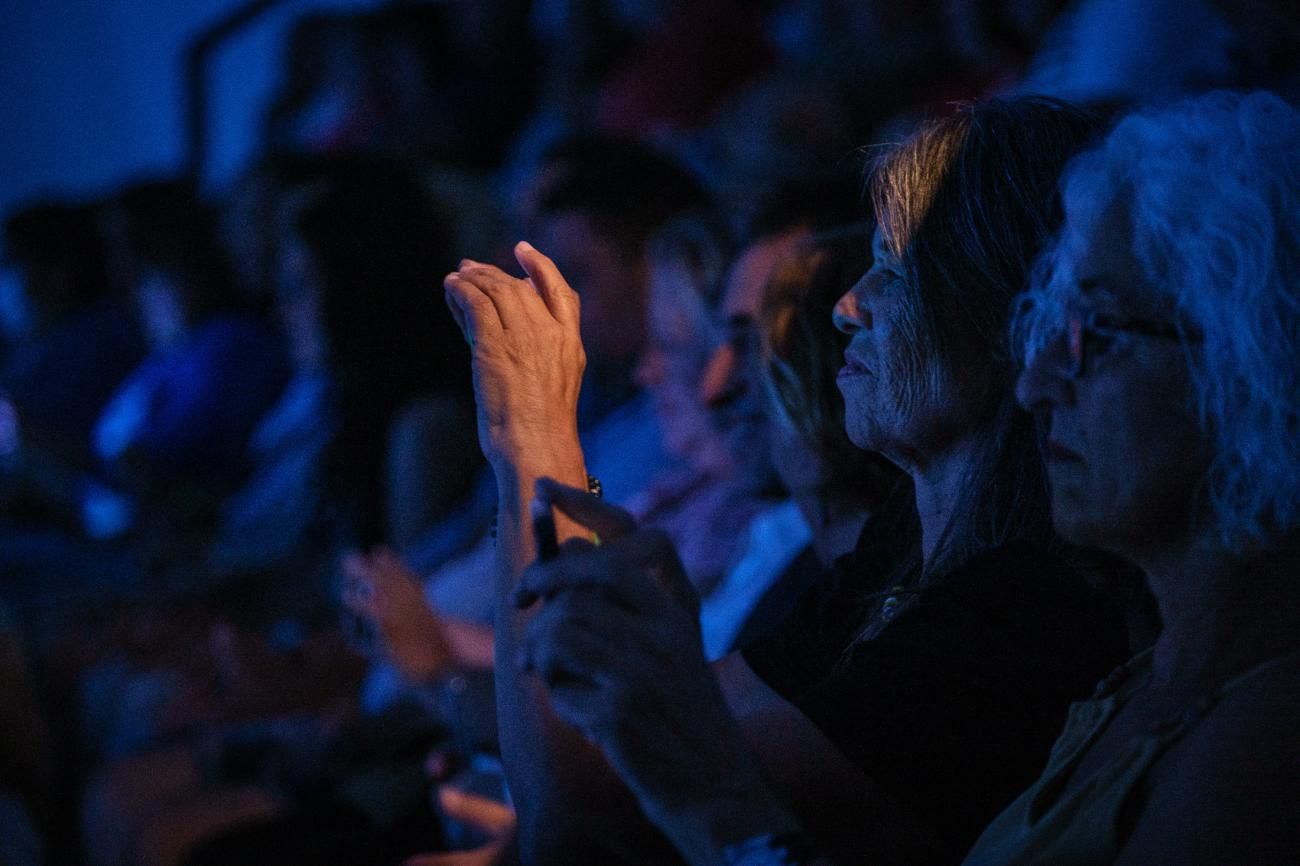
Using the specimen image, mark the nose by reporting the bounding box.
[698,343,744,407]
[833,276,871,335]
[1015,337,1076,415]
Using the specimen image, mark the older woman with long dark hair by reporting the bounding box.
[443,98,1127,865]
[964,90,1300,865]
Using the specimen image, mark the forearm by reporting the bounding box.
[490,448,671,863]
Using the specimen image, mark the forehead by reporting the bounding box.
[722,229,808,318]
[648,257,711,342]
[870,225,891,257]
[1060,197,1160,312]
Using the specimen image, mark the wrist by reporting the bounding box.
[651,771,800,866]
[487,423,582,470]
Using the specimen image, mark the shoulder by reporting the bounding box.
[1119,657,1300,864]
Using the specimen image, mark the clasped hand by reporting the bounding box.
[443,243,585,467]
[513,480,761,825]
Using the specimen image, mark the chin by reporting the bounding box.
[1050,492,1114,550]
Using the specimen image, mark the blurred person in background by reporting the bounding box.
[0,203,144,478]
[93,179,289,536]
[0,202,146,542]
[78,157,472,866]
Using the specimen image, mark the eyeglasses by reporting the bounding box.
[1059,308,1202,379]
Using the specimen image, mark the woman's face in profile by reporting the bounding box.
[832,227,982,468]
[1016,201,1210,554]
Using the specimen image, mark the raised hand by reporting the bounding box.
[443,243,585,470]
[341,547,456,684]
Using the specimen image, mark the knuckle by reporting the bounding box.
[642,528,673,554]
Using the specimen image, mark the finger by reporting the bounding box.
[559,537,597,555]
[515,241,580,329]
[544,676,611,743]
[444,286,471,345]
[443,273,504,346]
[535,477,637,539]
[513,535,598,609]
[454,262,542,332]
[519,592,629,680]
[515,548,669,617]
[523,628,617,694]
[437,787,516,836]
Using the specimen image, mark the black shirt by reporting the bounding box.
[743,526,1128,860]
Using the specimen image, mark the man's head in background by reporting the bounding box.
[529,136,709,373]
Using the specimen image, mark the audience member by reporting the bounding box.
[724,225,905,653]
[965,88,1300,865]
[94,180,288,510]
[0,203,144,468]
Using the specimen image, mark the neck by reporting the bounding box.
[1134,535,1300,689]
[791,491,871,569]
[898,433,984,571]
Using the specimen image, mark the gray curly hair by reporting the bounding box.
[1017,90,1300,552]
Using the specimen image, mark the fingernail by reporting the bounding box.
[517,240,535,253]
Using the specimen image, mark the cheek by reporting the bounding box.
[1058,371,1208,545]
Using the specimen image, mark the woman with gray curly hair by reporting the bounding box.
[965,90,1300,864]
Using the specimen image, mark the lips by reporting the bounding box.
[838,353,871,380]
[1044,439,1083,462]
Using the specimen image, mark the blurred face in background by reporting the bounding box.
[536,211,648,369]
[696,228,809,483]
[636,251,728,468]
[275,233,328,372]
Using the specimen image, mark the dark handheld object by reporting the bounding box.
[532,500,560,563]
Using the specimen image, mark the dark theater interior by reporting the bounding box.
[1,2,1298,864]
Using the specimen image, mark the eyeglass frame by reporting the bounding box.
[1061,308,1204,379]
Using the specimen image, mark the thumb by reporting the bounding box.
[515,241,579,329]
[536,476,636,541]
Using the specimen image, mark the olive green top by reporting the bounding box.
[961,648,1299,865]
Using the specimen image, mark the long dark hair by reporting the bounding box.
[867,97,1103,577]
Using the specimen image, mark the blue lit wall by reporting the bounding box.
[0,0,379,218]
